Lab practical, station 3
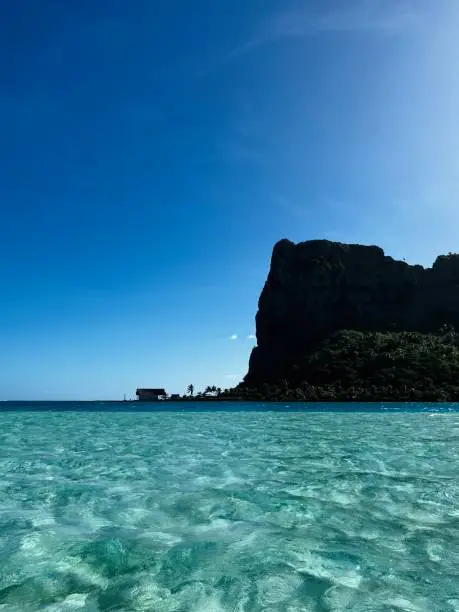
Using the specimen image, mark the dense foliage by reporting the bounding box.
[219,326,459,401]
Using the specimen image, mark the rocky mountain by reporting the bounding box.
[244,239,459,385]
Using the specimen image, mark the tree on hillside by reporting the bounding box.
[187,384,194,397]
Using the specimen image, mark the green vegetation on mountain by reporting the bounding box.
[223,326,459,401]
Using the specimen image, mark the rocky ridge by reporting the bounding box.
[244,239,459,385]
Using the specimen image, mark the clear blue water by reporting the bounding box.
[1,402,459,611]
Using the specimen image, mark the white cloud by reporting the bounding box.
[229,1,422,58]
[224,374,238,379]
[248,334,256,339]
[229,334,238,340]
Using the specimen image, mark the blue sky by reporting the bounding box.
[1,0,459,399]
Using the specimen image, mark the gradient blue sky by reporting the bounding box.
[1,0,459,399]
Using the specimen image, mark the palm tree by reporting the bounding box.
[187,384,194,397]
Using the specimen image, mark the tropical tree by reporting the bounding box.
[187,384,194,396]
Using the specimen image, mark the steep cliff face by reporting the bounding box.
[245,239,459,385]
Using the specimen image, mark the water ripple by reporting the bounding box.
[0,410,458,610]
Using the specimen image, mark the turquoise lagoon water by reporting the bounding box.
[0,403,459,611]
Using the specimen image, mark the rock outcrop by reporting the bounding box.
[244,239,459,385]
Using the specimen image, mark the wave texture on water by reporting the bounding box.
[0,408,459,610]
